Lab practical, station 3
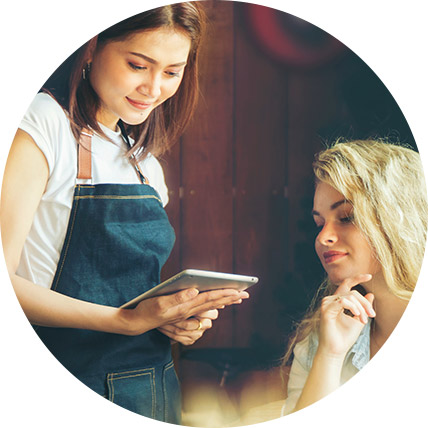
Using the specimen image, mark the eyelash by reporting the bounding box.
[166,71,181,77]
[314,215,354,229]
[340,215,354,224]
[128,63,181,77]
[129,63,146,71]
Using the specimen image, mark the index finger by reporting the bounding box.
[334,274,372,295]
[198,288,249,300]
[176,289,248,317]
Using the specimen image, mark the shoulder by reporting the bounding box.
[143,153,163,173]
[19,92,74,176]
[282,333,317,415]
[20,92,70,139]
[141,154,169,207]
[293,332,319,371]
[22,92,67,123]
[31,91,64,109]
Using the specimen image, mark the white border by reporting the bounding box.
[1,1,426,427]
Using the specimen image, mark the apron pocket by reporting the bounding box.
[163,360,181,424]
[107,367,156,418]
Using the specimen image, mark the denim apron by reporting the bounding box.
[35,129,181,423]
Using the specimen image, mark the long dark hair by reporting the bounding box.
[42,2,206,162]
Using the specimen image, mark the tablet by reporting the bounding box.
[120,269,259,309]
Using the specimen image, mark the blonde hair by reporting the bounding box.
[283,139,428,364]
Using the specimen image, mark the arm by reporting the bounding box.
[283,335,341,415]
[1,130,249,336]
[282,337,312,415]
[291,347,346,412]
[1,129,137,334]
[290,274,375,413]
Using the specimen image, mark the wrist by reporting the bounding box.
[94,305,149,336]
[113,308,150,336]
[314,347,347,366]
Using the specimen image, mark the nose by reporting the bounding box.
[316,222,338,246]
[138,71,161,99]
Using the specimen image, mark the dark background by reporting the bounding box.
[159,0,415,372]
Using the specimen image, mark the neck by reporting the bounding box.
[365,276,409,346]
[372,294,407,341]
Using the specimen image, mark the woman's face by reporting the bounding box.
[89,28,191,130]
[312,181,381,285]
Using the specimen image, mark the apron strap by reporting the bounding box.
[77,130,93,180]
[77,125,148,184]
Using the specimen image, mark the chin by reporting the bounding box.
[123,115,151,126]
[326,270,353,286]
[121,109,154,126]
[327,276,342,286]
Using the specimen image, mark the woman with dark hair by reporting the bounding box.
[1,2,248,422]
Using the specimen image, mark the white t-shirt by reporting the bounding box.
[17,92,170,289]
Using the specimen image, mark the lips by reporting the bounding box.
[126,97,153,110]
[323,250,348,264]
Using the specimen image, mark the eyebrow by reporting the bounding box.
[311,199,347,216]
[130,52,187,67]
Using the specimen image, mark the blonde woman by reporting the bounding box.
[283,140,428,414]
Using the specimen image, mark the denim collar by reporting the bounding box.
[349,319,371,370]
[306,319,372,371]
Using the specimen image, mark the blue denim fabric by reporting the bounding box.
[305,319,371,371]
[106,360,181,421]
[35,183,180,423]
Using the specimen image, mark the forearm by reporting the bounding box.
[10,267,249,339]
[11,274,144,336]
[293,350,345,412]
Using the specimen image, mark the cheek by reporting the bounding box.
[367,248,382,273]
[104,70,134,95]
[354,235,379,269]
[162,78,184,100]
[92,60,131,99]
[90,72,114,102]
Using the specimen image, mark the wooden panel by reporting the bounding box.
[180,0,234,271]
[233,3,288,349]
[159,141,181,280]
[179,0,236,347]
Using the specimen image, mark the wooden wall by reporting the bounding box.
[159,1,415,364]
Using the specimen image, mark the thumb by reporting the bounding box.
[169,288,199,305]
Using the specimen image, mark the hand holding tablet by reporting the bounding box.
[121,269,258,309]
